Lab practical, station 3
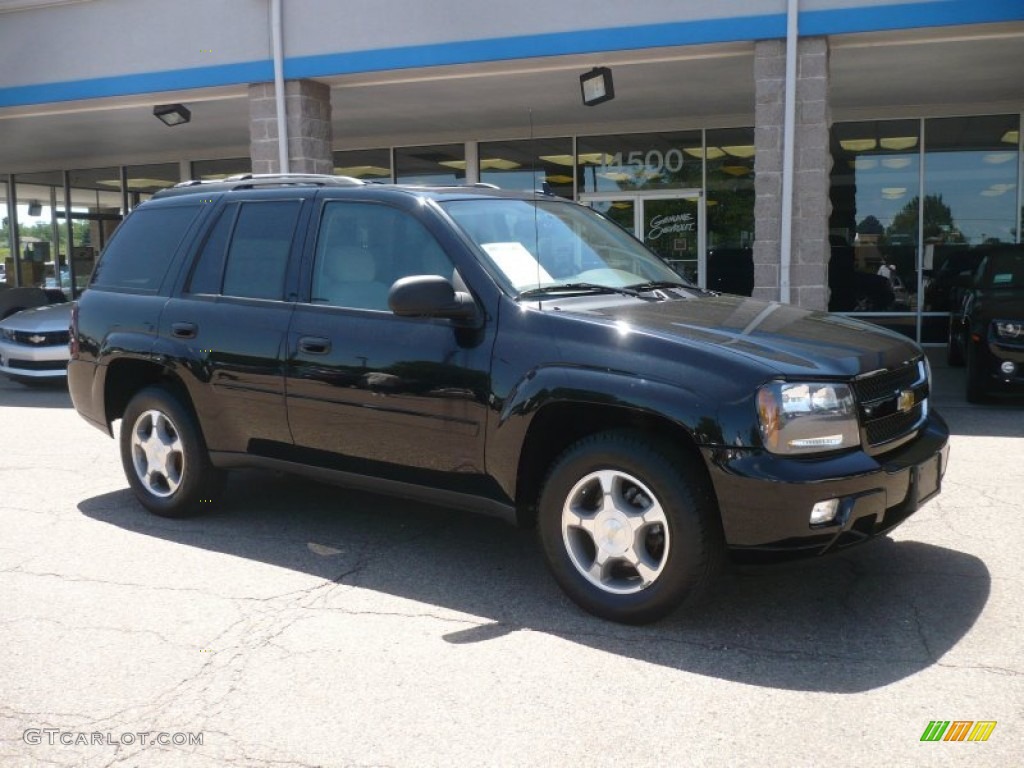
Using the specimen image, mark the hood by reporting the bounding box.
[0,301,73,332]
[544,292,921,378]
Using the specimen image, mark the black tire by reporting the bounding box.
[537,430,722,624]
[119,385,223,518]
[946,318,964,367]
[965,341,987,404]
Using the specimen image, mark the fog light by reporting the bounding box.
[810,499,840,525]
[1001,361,1016,375]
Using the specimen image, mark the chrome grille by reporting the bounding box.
[11,329,70,346]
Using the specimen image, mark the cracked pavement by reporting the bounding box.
[1,360,1022,767]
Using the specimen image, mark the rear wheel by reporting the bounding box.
[537,430,722,624]
[119,385,222,517]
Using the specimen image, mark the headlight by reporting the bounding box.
[0,327,15,341]
[756,381,860,455]
[994,320,1024,341]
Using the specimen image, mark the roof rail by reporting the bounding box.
[172,173,364,189]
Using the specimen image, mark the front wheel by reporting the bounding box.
[538,431,722,624]
[119,385,222,517]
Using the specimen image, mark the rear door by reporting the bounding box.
[159,190,313,454]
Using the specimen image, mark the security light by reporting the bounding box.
[580,67,614,107]
[153,104,192,127]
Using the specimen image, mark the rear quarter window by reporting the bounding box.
[90,204,201,292]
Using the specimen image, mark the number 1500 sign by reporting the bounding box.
[601,149,686,174]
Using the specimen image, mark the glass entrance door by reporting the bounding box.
[582,191,705,286]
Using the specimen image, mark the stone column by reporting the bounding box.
[752,37,832,310]
[249,79,333,175]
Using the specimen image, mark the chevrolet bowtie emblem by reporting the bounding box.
[27,334,46,345]
[897,388,915,413]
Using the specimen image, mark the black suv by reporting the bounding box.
[69,174,950,624]
[947,244,1024,402]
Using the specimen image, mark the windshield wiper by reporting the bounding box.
[625,280,715,297]
[516,282,642,300]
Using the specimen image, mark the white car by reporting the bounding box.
[0,302,73,383]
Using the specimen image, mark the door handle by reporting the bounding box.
[298,336,331,355]
[171,322,197,339]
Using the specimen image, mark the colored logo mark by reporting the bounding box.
[920,720,997,742]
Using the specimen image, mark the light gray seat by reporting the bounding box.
[319,246,390,310]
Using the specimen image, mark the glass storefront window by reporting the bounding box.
[394,144,465,185]
[1,175,11,287]
[479,138,574,198]
[191,157,251,181]
[13,171,66,293]
[333,148,391,182]
[124,163,181,209]
[830,119,922,335]
[64,167,123,296]
[576,131,702,195]
[706,127,755,295]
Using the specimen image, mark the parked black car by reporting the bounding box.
[69,174,949,623]
[947,244,1024,402]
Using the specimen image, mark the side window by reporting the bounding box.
[221,201,302,300]
[91,205,201,292]
[187,204,236,294]
[311,202,454,310]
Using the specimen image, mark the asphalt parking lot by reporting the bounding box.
[1,359,1022,767]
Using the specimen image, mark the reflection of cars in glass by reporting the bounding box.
[827,242,896,312]
[947,245,1024,402]
[0,302,73,383]
[923,248,982,312]
[69,176,949,624]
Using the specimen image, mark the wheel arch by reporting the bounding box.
[103,357,195,428]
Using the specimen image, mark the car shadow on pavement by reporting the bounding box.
[79,469,989,694]
[0,377,72,408]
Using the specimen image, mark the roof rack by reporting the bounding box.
[172,173,365,190]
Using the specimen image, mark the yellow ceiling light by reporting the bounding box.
[439,160,468,170]
[879,136,918,151]
[983,152,1016,165]
[545,174,574,184]
[704,147,726,160]
[705,199,718,207]
[334,165,391,177]
[881,157,912,169]
[479,158,521,170]
[721,165,751,177]
[597,171,632,182]
[981,183,1016,196]
[539,154,576,167]
[1001,129,1019,145]
[840,138,877,152]
[881,186,907,199]
[851,157,877,170]
[722,145,756,158]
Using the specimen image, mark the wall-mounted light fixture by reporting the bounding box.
[153,104,192,127]
[27,200,42,216]
[580,67,614,107]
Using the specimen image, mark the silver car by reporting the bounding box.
[0,302,73,382]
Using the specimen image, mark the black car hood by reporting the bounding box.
[545,292,922,377]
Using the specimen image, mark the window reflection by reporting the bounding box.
[124,163,180,210]
[829,119,920,317]
[479,138,574,198]
[576,131,702,195]
[706,127,755,295]
[191,157,251,181]
[394,144,465,185]
[333,148,391,182]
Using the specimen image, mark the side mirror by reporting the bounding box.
[388,275,479,323]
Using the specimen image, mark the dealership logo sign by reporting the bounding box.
[920,720,997,742]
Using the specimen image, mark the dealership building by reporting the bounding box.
[1,0,1022,343]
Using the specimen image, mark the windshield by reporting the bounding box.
[980,251,1024,290]
[440,198,687,295]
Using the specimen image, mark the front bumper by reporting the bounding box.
[0,339,69,379]
[980,337,1024,392]
[703,410,950,560]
